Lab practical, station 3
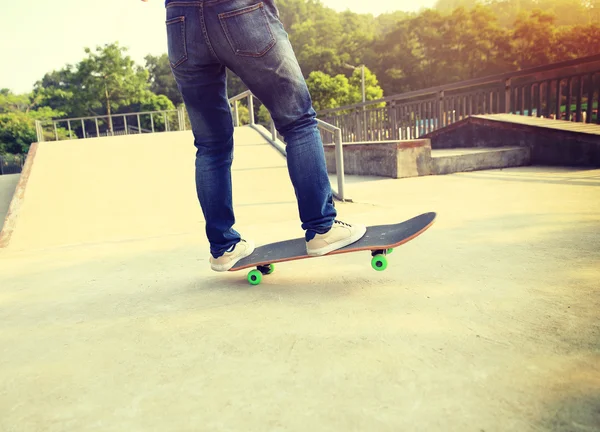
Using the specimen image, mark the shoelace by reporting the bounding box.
[334,220,351,227]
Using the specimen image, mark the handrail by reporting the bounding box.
[48,109,180,123]
[315,118,340,134]
[228,90,252,103]
[228,90,348,201]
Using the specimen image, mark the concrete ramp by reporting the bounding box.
[1,133,599,430]
[0,127,290,252]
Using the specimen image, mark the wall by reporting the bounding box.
[323,140,432,178]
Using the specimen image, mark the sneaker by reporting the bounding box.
[306,220,367,256]
[210,239,255,272]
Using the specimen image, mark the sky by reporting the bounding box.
[0,0,434,94]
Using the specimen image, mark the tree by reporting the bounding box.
[0,89,67,154]
[306,71,353,111]
[306,67,384,111]
[34,43,150,126]
[348,67,384,105]
[145,54,183,105]
[3,0,598,146]
[373,6,514,93]
[76,43,149,131]
[553,22,600,61]
[512,10,557,68]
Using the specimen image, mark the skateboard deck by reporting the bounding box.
[230,212,437,285]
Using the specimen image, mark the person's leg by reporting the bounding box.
[165,2,254,269]
[203,0,365,254]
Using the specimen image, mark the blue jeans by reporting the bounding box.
[165,0,337,258]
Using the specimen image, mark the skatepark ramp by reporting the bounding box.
[0,127,295,252]
[424,114,600,167]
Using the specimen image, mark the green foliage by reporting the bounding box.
[0,112,37,154]
[512,9,557,68]
[305,67,384,111]
[145,54,183,106]
[306,71,352,111]
[229,101,251,126]
[374,6,515,93]
[258,104,271,125]
[0,89,67,154]
[1,0,599,154]
[348,67,384,105]
[32,42,151,125]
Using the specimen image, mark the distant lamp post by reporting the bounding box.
[343,63,368,140]
[343,63,366,105]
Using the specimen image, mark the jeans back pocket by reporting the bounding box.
[218,3,276,57]
[166,16,188,68]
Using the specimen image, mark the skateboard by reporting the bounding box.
[229,212,437,285]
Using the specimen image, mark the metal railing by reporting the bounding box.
[230,90,347,201]
[230,90,255,127]
[318,54,600,143]
[0,154,25,175]
[35,107,187,142]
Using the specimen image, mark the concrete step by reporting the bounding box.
[431,146,531,175]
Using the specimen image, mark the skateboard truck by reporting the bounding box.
[245,248,396,286]
[370,248,394,271]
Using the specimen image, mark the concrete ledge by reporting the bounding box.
[431,147,531,175]
[324,140,432,178]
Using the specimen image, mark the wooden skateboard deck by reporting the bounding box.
[230,212,437,285]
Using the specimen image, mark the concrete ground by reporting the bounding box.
[0,128,598,431]
[0,173,19,231]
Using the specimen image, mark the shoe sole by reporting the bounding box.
[306,225,367,257]
[211,242,256,272]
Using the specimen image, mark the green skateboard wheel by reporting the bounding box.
[371,255,388,271]
[247,269,262,285]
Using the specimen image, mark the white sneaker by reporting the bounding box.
[306,220,367,256]
[210,239,255,272]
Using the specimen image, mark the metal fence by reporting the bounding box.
[35,107,187,142]
[0,154,25,175]
[318,54,600,143]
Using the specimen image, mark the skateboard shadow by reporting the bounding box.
[194,270,396,301]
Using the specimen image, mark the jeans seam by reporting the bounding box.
[166,16,188,68]
[198,2,221,62]
[204,0,233,4]
[166,2,202,7]
[218,2,261,18]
